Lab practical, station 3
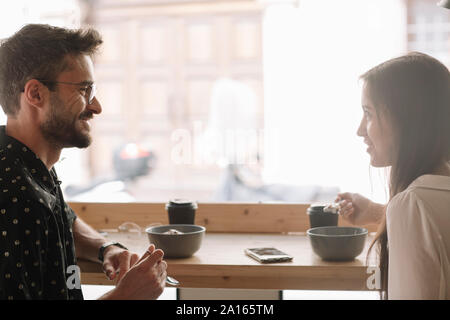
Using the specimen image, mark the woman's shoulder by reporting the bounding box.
[391,174,450,201]
[387,174,450,222]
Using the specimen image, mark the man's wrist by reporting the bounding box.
[98,242,128,262]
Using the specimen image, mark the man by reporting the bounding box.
[0,24,167,300]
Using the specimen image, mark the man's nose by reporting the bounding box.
[87,96,102,114]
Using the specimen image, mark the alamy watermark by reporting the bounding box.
[366,267,381,290]
[170,121,281,168]
[66,265,81,290]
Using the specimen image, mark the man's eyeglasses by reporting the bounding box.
[36,80,96,105]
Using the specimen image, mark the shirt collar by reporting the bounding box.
[0,125,57,192]
[409,174,450,192]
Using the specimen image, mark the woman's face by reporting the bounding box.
[357,84,395,167]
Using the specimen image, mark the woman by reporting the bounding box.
[337,52,450,299]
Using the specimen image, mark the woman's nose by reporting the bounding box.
[356,117,366,137]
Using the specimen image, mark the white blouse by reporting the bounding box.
[387,174,450,300]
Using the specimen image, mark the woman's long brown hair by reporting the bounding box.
[360,52,450,299]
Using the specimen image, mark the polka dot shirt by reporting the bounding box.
[0,126,83,300]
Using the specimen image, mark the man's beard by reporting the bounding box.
[40,94,93,149]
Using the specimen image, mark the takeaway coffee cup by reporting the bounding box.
[307,204,339,228]
[166,199,198,224]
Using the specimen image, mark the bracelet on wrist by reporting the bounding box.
[98,242,128,262]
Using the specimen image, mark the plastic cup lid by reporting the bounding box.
[167,199,198,208]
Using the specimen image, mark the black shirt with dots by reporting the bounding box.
[0,126,83,300]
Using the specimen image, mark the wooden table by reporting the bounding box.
[78,230,377,291]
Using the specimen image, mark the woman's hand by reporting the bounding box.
[335,192,385,226]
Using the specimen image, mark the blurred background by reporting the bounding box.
[0,0,449,205]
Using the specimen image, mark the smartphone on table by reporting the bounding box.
[245,247,293,263]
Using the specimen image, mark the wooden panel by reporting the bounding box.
[94,0,265,19]
[68,202,379,233]
[185,78,214,116]
[89,2,265,203]
[185,22,214,63]
[232,18,261,60]
[96,25,124,64]
[139,80,170,116]
[139,24,167,64]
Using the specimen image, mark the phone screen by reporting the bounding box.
[245,247,293,263]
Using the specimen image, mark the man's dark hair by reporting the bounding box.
[0,24,103,116]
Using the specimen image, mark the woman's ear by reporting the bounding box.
[22,79,48,109]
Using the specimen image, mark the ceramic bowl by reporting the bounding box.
[145,224,205,258]
[307,226,368,261]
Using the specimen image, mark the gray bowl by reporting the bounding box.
[145,224,205,258]
[307,226,368,261]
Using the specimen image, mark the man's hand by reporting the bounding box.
[102,245,140,281]
[101,245,167,300]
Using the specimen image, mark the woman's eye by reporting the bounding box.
[79,87,88,93]
[364,110,371,118]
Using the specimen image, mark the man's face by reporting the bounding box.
[40,55,102,149]
[357,84,395,167]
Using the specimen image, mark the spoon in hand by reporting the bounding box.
[166,276,180,286]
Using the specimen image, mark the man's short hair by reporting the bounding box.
[0,24,103,116]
